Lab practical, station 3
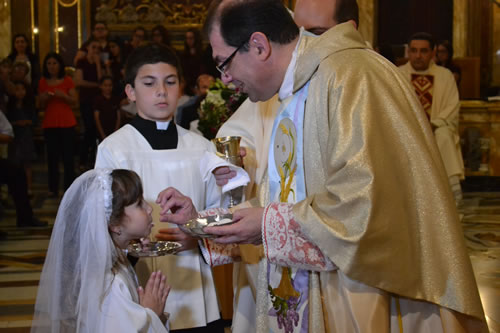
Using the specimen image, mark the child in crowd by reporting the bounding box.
[6,80,36,195]
[95,43,223,332]
[94,76,121,141]
[31,169,170,332]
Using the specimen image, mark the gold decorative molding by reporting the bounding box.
[95,0,210,26]
[55,0,81,52]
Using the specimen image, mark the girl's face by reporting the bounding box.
[14,83,26,101]
[120,197,154,240]
[87,41,100,57]
[14,36,27,53]
[152,30,163,44]
[46,57,60,78]
[109,42,120,57]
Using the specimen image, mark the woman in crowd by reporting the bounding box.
[151,25,172,49]
[180,29,205,96]
[75,38,103,170]
[105,37,126,99]
[7,33,40,92]
[38,52,77,197]
[31,169,170,332]
[435,40,461,85]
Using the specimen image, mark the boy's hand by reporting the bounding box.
[212,147,246,186]
[138,271,170,317]
[155,227,198,252]
[156,187,198,225]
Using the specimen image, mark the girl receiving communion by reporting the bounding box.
[31,169,170,332]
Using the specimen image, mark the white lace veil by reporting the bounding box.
[31,169,118,333]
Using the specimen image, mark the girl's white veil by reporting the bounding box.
[31,169,118,333]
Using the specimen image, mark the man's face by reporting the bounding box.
[93,23,108,40]
[125,62,180,122]
[294,0,336,35]
[132,29,145,45]
[408,39,434,71]
[196,76,214,96]
[209,26,275,102]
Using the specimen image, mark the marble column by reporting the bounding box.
[0,0,11,60]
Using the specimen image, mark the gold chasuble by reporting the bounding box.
[200,23,487,332]
[258,23,487,331]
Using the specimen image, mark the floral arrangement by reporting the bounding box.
[197,79,247,139]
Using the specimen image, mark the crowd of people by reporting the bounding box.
[0,0,490,332]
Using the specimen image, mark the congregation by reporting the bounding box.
[0,0,497,332]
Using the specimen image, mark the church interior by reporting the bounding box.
[0,0,499,332]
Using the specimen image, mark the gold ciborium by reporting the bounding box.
[212,136,244,207]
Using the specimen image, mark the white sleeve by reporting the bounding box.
[95,142,120,169]
[99,276,168,333]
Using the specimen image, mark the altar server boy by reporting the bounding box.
[95,43,223,332]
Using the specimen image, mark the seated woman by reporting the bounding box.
[31,169,170,332]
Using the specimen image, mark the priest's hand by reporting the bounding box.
[156,187,198,225]
[138,271,170,317]
[213,147,247,186]
[155,227,198,252]
[204,207,264,245]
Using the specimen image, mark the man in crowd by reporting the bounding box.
[0,110,46,229]
[169,0,487,331]
[399,32,464,203]
[176,74,214,130]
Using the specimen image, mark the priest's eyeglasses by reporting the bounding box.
[216,39,247,76]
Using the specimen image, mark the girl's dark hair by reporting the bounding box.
[10,33,33,57]
[109,169,143,226]
[152,25,172,47]
[42,52,66,79]
[124,43,181,86]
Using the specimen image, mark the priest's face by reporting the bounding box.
[125,62,179,122]
[408,39,434,71]
[209,26,276,102]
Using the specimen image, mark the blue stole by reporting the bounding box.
[267,82,310,333]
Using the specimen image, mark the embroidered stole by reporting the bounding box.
[266,82,310,333]
[411,73,434,120]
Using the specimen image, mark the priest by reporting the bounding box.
[399,32,464,203]
[165,0,487,331]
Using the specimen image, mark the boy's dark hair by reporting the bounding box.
[42,52,66,79]
[124,43,181,86]
[99,75,113,85]
[409,32,435,50]
[204,0,299,52]
[109,169,143,225]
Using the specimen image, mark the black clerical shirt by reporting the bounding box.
[129,115,178,150]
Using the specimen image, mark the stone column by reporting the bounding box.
[358,0,376,47]
[0,0,11,59]
[453,0,468,57]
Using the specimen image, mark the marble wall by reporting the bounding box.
[0,0,11,60]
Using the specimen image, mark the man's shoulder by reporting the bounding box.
[99,125,140,148]
[177,125,213,149]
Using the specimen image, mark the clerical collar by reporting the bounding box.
[278,28,304,101]
[129,115,178,150]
